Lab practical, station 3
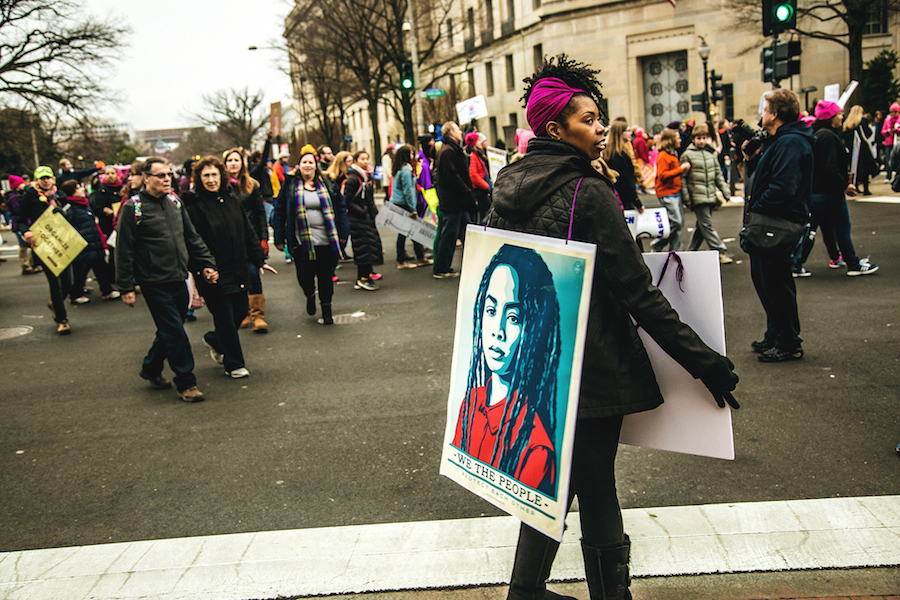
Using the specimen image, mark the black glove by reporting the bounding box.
[700,355,740,409]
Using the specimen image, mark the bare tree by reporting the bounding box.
[0,0,128,117]
[191,87,271,150]
[725,0,900,83]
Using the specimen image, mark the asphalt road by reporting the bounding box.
[1,189,898,553]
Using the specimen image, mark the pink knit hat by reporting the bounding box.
[7,175,24,189]
[515,129,535,154]
[890,102,900,113]
[464,131,480,148]
[814,100,841,121]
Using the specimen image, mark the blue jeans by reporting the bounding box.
[798,192,860,270]
[141,282,196,391]
[651,194,683,252]
[434,210,469,274]
[203,292,249,372]
[248,263,263,295]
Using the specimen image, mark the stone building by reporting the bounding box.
[289,0,897,152]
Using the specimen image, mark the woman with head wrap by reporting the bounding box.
[487,54,740,600]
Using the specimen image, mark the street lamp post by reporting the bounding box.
[800,86,818,114]
[697,37,712,125]
[404,7,424,138]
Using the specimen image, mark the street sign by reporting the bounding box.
[425,88,446,98]
[344,135,353,143]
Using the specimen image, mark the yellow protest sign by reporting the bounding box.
[29,209,87,277]
[422,188,439,213]
[111,201,121,217]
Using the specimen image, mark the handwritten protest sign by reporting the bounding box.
[375,202,438,249]
[28,209,87,277]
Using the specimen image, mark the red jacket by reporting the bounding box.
[655,150,683,197]
[469,151,490,190]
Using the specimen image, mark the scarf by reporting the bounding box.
[294,178,341,261]
[526,77,586,137]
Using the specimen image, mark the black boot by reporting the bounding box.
[321,302,333,325]
[581,535,631,600]
[507,523,577,600]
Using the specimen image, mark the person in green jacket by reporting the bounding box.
[681,124,733,264]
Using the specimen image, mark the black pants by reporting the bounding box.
[750,254,801,350]
[34,256,72,323]
[203,292,249,372]
[294,245,334,303]
[72,258,114,298]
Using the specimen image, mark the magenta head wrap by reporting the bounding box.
[526,77,587,136]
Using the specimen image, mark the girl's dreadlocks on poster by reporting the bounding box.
[521,53,607,126]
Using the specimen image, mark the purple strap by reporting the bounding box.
[567,177,583,243]
[656,250,685,292]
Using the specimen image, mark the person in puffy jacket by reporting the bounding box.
[59,179,117,302]
[466,131,492,224]
[487,53,739,600]
[680,124,732,263]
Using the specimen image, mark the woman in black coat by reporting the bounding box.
[60,179,116,302]
[183,156,268,378]
[344,150,383,290]
[489,54,739,600]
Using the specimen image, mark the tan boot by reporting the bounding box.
[239,312,252,329]
[249,294,268,333]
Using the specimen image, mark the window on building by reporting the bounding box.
[507,0,516,22]
[485,0,495,31]
[533,44,543,70]
[723,83,735,121]
[533,0,541,10]
[863,2,888,35]
[490,117,498,146]
[467,68,476,96]
[446,18,454,46]
[506,54,515,90]
[486,61,495,96]
[467,7,475,40]
[509,113,518,129]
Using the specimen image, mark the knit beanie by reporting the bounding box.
[8,175,24,189]
[814,100,841,121]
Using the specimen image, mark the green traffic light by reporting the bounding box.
[402,79,413,89]
[775,3,793,21]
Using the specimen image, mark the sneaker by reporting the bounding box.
[227,367,250,378]
[103,291,121,300]
[847,258,879,276]
[791,267,811,278]
[179,386,205,402]
[70,296,89,304]
[434,269,461,279]
[140,371,172,389]
[828,256,846,269]
[203,338,224,364]
[354,277,379,291]
[758,346,804,362]
[718,253,734,264]
[750,339,775,353]
[56,320,71,335]
[415,257,434,266]
[285,257,292,263]
[397,261,417,269]
[370,272,383,281]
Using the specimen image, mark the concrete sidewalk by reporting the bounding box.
[3,496,898,600]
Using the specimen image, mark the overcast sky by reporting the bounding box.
[81,0,293,132]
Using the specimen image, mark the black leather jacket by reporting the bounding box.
[489,137,721,418]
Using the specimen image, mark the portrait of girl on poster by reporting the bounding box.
[452,244,562,497]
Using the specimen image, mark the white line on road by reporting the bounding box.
[1,496,899,600]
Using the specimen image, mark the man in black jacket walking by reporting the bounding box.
[745,89,814,362]
[433,121,478,278]
[793,100,879,278]
[115,157,218,402]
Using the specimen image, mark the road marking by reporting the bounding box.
[853,196,900,204]
[1,496,898,600]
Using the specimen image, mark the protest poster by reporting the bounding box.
[421,188,439,226]
[486,146,508,185]
[440,226,595,541]
[28,209,87,277]
[455,95,489,123]
[375,202,438,249]
[623,208,670,240]
[620,250,734,460]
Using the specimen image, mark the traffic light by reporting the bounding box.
[762,0,797,36]
[709,70,724,102]
[400,61,414,90]
[760,40,801,83]
[691,93,706,113]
